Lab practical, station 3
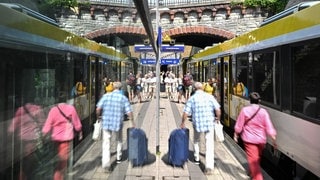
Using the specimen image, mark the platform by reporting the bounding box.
[70,94,263,180]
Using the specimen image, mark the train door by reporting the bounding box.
[217,55,232,127]
[89,55,98,125]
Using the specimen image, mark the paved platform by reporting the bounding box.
[70,95,251,180]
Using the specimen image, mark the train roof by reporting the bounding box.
[260,1,320,27]
[191,2,320,62]
[0,3,59,27]
[0,3,128,61]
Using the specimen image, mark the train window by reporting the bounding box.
[292,41,320,119]
[234,54,248,96]
[252,51,280,106]
[0,47,89,177]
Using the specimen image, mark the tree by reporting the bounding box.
[45,0,78,8]
[231,0,289,15]
[243,0,289,14]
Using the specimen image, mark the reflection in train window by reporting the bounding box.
[252,51,280,106]
[292,41,320,119]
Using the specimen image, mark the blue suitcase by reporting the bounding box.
[168,128,189,167]
[128,128,148,166]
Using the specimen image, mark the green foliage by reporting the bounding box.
[231,0,289,14]
[45,0,78,8]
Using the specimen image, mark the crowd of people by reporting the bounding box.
[101,70,219,104]
[101,71,179,103]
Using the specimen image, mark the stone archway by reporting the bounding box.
[164,26,235,40]
[84,25,235,47]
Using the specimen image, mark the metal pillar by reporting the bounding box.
[155,0,160,154]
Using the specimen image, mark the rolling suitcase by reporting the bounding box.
[160,83,166,92]
[168,128,189,167]
[128,128,148,166]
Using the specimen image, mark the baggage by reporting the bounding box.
[160,84,165,92]
[92,119,102,141]
[168,128,189,166]
[214,121,225,142]
[128,128,148,166]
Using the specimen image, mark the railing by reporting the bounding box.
[88,0,230,7]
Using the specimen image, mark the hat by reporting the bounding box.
[249,92,261,101]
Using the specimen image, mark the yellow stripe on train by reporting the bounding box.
[193,3,320,60]
[0,4,127,60]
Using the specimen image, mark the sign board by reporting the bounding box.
[135,44,184,52]
[162,34,171,42]
[140,52,156,64]
[134,45,153,52]
[161,59,179,65]
[161,44,184,52]
[161,52,180,65]
[139,52,180,65]
[140,59,156,64]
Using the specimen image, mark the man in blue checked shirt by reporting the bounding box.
[181,82,221,175]
[96,81,135,172]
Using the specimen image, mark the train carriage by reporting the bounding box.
[0,3,133,179]
[189,2,320,179]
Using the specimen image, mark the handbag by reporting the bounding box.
[214,121,225,142]
[92,119,102,141]
[56,105,74,140]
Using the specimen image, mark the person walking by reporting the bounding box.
[233,92,277,180]
[203,78,216,97]
[126,71,136,103]
[8,102,47,180]
[135,72,143,103]
[176,73,185,103]
[42,102,83,180]
[96,82,135,172]
[180,82,221,175]
[183,71,193,101]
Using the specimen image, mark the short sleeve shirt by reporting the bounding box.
[183,90,220,132]
[96,90,132,131]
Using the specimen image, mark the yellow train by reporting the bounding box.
[189,2,320,179]
[0,3,133,179]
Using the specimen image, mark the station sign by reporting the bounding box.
[161,44,184,52]
[140,59,156,65]
[140,52,156,64]
[161,52,180,65]
[135,44,184,53]
[160,59,179,65]
[134,45,153,52]
[139,52,180,65]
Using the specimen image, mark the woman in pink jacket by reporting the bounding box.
[234,92,277,180]
[42,103,83,180]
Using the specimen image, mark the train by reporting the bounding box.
[0,3,134,179]
[188,2,320,179]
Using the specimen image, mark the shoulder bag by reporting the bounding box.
[242,106,261,133]
[56,105,74,140]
